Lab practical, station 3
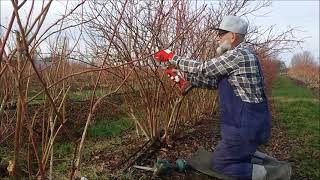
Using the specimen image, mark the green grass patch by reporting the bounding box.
[88,116,133,138]
[272,76,320,179]
[272,76,315,98]
[54,142,74,158]
[27,88,128,105]
[27,89,108,103]
[68,89,106,101]
[51,115,133,178]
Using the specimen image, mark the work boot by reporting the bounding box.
[254,151,278,162]
[252,151,292,180]
[264,162,292,180]
[251,151,280,166]
[252,164,267,180]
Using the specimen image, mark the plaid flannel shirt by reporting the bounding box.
[172,42,266,103]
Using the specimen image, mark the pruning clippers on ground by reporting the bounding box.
[133,159,188,176]
[154,49,193,96]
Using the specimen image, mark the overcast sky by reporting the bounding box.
[0,0,319,66]
[251,0,319,65]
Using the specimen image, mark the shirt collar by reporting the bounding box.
[236,41,247,49]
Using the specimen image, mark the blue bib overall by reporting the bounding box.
[211,78,271,179]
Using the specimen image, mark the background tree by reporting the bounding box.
[291,51,317,67]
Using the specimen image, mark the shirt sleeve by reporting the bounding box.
[186,73,218,90]
[171,49,240,78]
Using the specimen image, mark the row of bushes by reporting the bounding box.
[288,63,319,89]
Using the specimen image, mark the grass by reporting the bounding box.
[54,143,74,157]
[272,76,320,179]
[272,76,315,98]
[27,89,107,105]
[68,89,106,101]
[88,116,133,138]
[52,115,133,178]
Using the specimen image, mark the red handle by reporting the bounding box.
[165,68,192,95]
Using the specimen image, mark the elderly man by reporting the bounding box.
[154,16,291,179]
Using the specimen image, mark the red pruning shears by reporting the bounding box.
[154,49,193,95]
[164,68,193,96]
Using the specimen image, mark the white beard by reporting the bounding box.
[216,40,232,56]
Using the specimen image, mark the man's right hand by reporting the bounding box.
[154,49,174,62]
